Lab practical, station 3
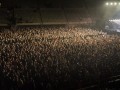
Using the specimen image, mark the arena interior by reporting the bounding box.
[0,0,120,90]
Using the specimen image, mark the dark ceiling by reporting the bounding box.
[0,0,119,8]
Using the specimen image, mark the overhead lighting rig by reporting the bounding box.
[105,2,120,6]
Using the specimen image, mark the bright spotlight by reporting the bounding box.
[114,2,117,5]
[106,2,109,5]
[110,2,113,5]
[119,3,120,5]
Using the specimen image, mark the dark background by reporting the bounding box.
[0,0,109,8]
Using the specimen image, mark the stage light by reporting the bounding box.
[119,3,120,5]
[110,2,113,5]
[106,2,109,6]
[114,2,117,5]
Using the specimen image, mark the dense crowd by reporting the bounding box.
[0,26,120,89]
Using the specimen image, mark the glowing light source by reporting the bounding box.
[109,19,120,21]
[106,2,109,5]
[114,2,117,5]
[110,2,113,5]
[105,2,120,6]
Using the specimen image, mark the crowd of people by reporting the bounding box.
[0,26,120,89]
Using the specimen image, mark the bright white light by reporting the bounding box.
[109,19,120,21]
[106,2,109,5]
[110,3,113,5]
[105,2,120,6]
[114,2,117,5]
